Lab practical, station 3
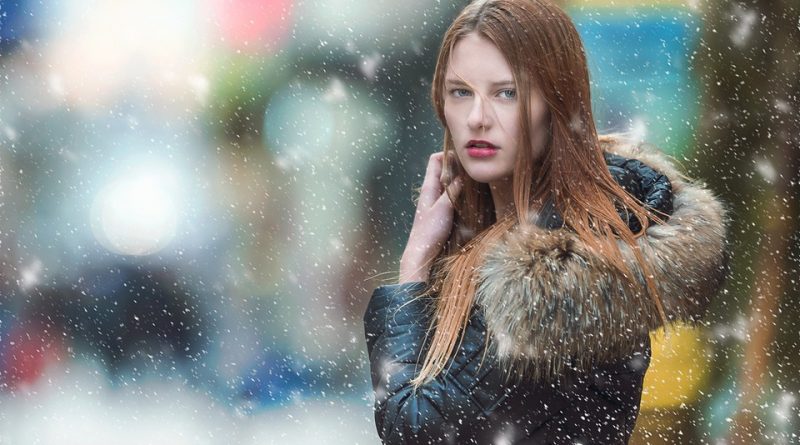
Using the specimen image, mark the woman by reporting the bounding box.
[363,0,729,443]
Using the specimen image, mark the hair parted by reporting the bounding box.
[409,0,670,389]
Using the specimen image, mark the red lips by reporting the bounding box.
[466,140,499,158]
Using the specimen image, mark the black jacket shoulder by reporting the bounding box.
[532,152,673,232]
[604,151,674,233]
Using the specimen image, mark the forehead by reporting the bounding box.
[445,32,514,84]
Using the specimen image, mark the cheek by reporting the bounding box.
[497,108,522,142]
[443,103,458,127]
[529,96,549,128]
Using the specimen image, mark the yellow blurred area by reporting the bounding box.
[640,323,711,409]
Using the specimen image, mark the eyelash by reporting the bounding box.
[449,88,471,98]
[449,88,517,99]
[498,89,516,99]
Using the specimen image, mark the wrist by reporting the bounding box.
[398,271,429,284]
[399,252,432,284]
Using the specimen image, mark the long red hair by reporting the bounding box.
[410,0,669,388]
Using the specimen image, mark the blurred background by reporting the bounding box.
[0,0,797,443]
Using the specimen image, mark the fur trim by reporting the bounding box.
[474,139,730,382]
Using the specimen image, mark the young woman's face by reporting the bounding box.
[443,32,548,184]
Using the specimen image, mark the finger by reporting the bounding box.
[425,152,444,187]
[439,151,458,185]
[448,175,464,198]
[419,153,444,208]
[434,175,463,209]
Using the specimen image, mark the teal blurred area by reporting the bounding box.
[0,1,796,443]
[572,7,701,156]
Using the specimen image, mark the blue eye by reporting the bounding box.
[499,89,516,99]
[450,88,471,98]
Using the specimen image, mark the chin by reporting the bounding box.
[462,167,512,184]
[456,153,514,184]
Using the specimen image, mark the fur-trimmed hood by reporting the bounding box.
[474,140,731,382]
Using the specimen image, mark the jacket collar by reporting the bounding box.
[474,140,730,382]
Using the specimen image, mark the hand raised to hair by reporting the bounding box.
[399,152,463,284]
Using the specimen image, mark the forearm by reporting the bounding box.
[363,283,503,444]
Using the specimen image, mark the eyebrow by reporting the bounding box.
[444,78,516,87]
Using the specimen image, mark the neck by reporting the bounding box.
[489,178,515,221]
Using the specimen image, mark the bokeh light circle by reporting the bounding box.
[262,76,397,262]
[263,77,397,172]
[263,80,336,165]
[91,174,180,256]
[208,0,294,53]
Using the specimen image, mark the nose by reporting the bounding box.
[466,95,492,131]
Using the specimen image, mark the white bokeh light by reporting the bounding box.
[35,0,208,110]
[91,166,181,256]
[629,116,648,143]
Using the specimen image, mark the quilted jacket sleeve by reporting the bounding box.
[605,151,673,233]
[363,282,510,444]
